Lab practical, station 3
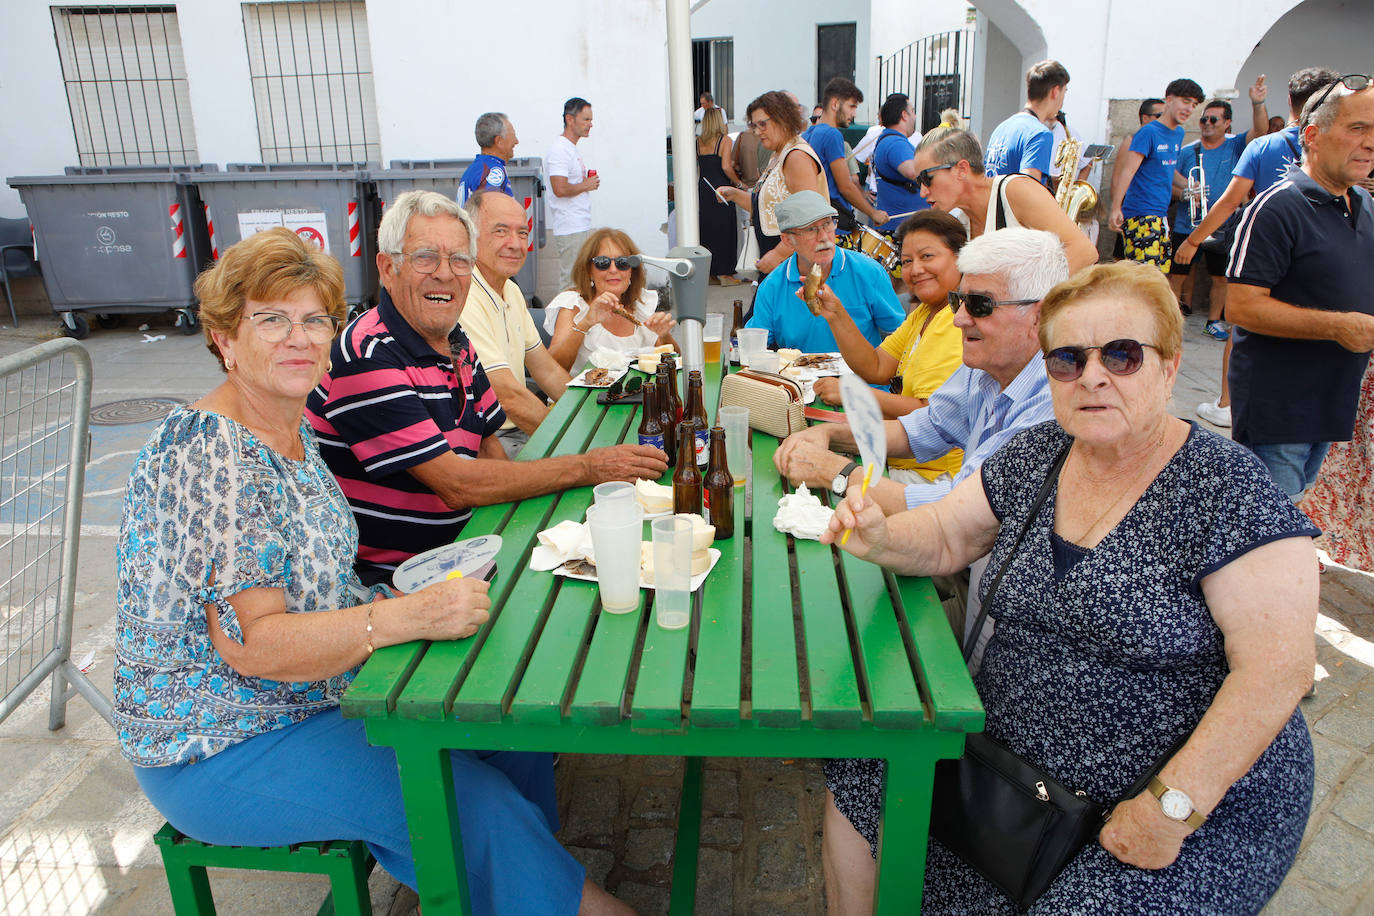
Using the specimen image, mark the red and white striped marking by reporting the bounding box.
[523,196,534,251]
[203,204,219,260]
[169,203,186,258]
[348,202,361,257]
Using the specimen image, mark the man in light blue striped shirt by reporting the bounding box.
[774,228,1066,513]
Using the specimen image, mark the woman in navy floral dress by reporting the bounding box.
[113,221,620,915]
[822,262,1318,914]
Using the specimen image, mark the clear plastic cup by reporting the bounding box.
[703,313,724,365]
[593,481,640,525]
[750,351,780,374]
[651,516,693,630]
[717,405,749,486]
[586,504,643,614]
[737,328,768,367]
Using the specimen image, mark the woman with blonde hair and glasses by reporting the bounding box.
[719,89,828,276]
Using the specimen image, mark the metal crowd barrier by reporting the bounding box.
[0,338,111,728]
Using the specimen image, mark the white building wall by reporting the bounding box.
[1,0,671,265]
[691,0,874,123]
[1236,0,1372,114]
[869,0,971,65]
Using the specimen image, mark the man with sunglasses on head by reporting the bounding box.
[1167,77,1273,341]
[775,227,1066,516]
[744,190,904,353]
[1224,75,1374,500]
[1110,78,1207,273]
[308,191,667,586]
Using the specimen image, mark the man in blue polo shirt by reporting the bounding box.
[803,77,888,234]
[746,191,904,352]
[871,93,928,236]
[1226,78,1374,498]
[984,60,1069,185]
[1177,67,1342,429]
[1168,78,1272,340]
[457,112,517,204]
[1110,78,1205,272]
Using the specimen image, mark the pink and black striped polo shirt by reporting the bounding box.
[307,292,506,579]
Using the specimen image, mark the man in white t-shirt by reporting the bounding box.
[545,97,599,291]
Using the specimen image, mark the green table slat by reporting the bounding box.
[450,406,634,720]
[340,641,428,718]
[837,552,922,730]
[748,435,803,728]
[791,532,863,729]
[568,594,649,725]
[508,575,600,725]
[394,392,607,721]
[894,574,985,732]
[629,598,692,730]
[520,385,592,458]
[687,486,744,727]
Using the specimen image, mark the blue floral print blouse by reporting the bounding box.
[113,408,386,766]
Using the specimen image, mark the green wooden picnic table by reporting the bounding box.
[341,359,983,915]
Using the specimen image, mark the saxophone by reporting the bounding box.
[1053,136,1098,222]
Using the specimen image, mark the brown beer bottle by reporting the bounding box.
[637,379,665,452]
[703,426,734,539]
[672,423,703,516]
[729,299,745,363]
[662,353,684,421]
[686,370,710,468]
[656,365,678,462]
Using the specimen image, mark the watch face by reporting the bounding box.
[831,475,847,495]
[1160,789,1193,821]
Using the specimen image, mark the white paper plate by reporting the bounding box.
[553,548,721,591]
[393,535,503,593]
[567,366,629,388]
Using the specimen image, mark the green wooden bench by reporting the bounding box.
[154,822,376,915]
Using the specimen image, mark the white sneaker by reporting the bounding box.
[1196,400,1231,427]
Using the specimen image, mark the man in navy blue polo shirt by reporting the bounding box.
[1226,77,1374,498]
[457,113,518,204]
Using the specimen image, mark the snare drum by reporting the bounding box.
[850,225,899,271]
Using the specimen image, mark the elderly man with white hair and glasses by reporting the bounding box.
[307,190,666,587]
[1224,74,1374,500]
[457,111,519,203]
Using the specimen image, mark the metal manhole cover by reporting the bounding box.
[90,397,187,426]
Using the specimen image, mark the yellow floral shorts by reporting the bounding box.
[1122,215,1172,272]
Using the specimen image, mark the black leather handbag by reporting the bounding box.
[929,442,1183,910]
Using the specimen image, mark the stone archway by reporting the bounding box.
[1234,0,1372,118]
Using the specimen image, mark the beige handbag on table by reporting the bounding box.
[719,369,806,439]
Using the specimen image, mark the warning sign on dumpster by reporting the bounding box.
[283,211,330,255]
[238,210,284,238]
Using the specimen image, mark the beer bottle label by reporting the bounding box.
[638,433,665,450]
[695,429,709,465]
[703,488,710,510]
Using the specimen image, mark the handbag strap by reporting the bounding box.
[961,439,1071,662]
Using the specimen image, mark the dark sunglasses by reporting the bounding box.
[1198,115,1224,125]
[1305,74,1371,125]
[1043,339,1160,382]
[947,290,1038,318]
[590,255,634,271]
[603,374,645,401]
[916,163,954,188]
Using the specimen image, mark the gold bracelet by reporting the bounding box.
[364,603,375,655]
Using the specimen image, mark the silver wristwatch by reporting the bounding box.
[831,461,859,496]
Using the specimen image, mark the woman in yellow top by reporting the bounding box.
[807,211,967,483]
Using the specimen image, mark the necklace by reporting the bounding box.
[1060,424,1171,545]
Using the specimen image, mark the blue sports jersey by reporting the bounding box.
[457,154,514,204]
[1172,134,1248,233]
[984,112,1054,181]
[1121,120,1185,219]
[802,123,852,215]
[1233,125,1303,194]
[871,130,928,232]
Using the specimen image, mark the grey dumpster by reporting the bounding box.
[371,158,545,304]
[191,162,379,311]
[6,164,217,339]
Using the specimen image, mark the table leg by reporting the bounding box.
[393,743,472,916]
[873,754,936,915]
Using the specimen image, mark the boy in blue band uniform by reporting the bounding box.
[804,77,888,234]
[984,59,1070,185]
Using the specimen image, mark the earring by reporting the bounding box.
[224,355,236,371]
[325,358,333,373]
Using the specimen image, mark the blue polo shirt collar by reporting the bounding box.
[1287,165,1367,219]
[782,247,852,283]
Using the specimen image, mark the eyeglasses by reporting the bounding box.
[809,115,821,124]
[246,312,341,344]
[947,290,1038,318]
[1305,74,1371,125]
[916,163,955,188]
[590,255,634,270]
[786,216,839,239]
[747,116,772,133]
[1198,115,1224,125]
[1043,339,1160,382]
[400,249,474,276]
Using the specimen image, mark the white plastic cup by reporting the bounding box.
[750,350,780,374]
[586,504,643,614]
[737,328,768,366]
[651,516,693,630]
[718,405,749,487]
[593,481,640,525]
[704,313,724,339]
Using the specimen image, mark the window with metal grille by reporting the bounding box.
[242,1,380,164]
[52,6,199,167]
[692,38,734,118]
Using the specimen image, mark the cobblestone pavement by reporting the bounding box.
[0,291,1371,914]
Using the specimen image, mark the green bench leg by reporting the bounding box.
[668,756,704,916]
[393,744,471,916]
[873,755,937,915]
